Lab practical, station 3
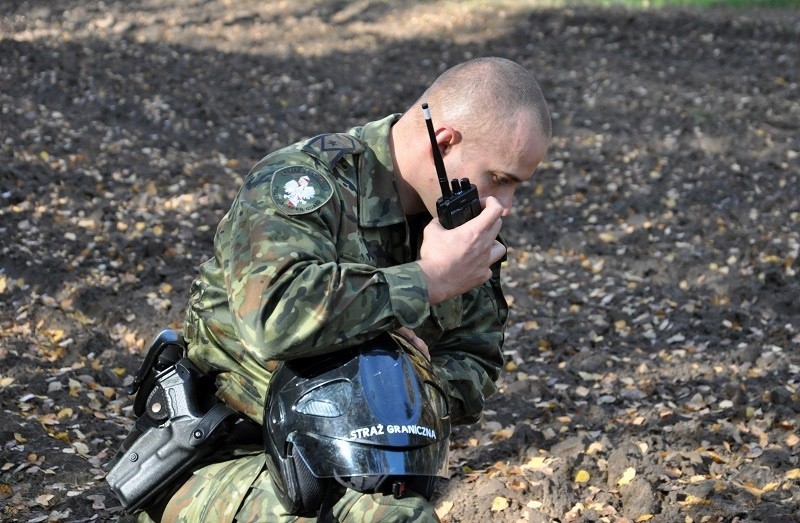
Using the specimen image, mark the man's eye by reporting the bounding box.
[492,174,508,185]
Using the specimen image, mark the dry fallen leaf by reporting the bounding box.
[492,427,515,441]
[491,496,509,512]
[739,480,780,502]
[704,451,727,464]
[586,441,604,455]
[523,456,550,469]
[752,425,769,447]
[35,493,55,506]
[599,232,617,243]
[678,494,710,506]
[38,413,60,426]
[745,445,764,459]
[0,484,13,505]
[617,467,636,486]
[435,500,454,519]
[522,320,539,331]
[506,477,528,493]
[462,474,480,484]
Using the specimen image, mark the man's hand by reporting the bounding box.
[395,326,430,361]
[417,197,506,305]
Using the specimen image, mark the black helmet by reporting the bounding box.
[263,332,451,516]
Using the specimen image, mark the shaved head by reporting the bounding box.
[411,57,551,144]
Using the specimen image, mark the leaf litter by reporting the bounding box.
[1,1,800,522]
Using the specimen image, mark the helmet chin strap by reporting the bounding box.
[333,473,389,494]
[318,474,402,521]
[316,481,345,523]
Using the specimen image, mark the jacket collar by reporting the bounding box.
[354,114,406,228]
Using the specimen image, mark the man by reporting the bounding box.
[147,56,551,522]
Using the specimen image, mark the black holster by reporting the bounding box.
[105,330,246,512]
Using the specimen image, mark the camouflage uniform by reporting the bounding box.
[147,114,508,522]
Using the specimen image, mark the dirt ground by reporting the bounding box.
[1,1,799,522]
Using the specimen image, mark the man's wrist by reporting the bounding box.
[381,263,431,327]
[416,260,449,305]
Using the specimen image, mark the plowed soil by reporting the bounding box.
[1,1,799,522]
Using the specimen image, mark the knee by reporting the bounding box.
[334,489,439,523]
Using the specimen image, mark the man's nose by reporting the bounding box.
[497,189,515,216]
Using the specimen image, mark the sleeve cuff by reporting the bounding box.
[381,263,430,328]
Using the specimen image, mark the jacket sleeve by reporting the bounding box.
[219,164,431,361]
[430,260,508,425]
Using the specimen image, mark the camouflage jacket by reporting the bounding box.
[184,114,508,425]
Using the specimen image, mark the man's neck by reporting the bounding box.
[389,116,426,216]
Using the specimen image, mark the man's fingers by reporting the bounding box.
[489,214,502,238]
[490,240,506,264]
[456,196,502,236]
[478,197,504,224]
[395,327,430,361]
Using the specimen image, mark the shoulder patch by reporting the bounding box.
[270,166,333,215]
[302,133,365,165]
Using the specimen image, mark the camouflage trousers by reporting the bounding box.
[137,453,440,523]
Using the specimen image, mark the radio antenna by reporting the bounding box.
[422,103,451,198]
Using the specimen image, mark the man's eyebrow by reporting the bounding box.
[493,170,524,183]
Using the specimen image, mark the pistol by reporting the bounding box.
[422,102,481,229]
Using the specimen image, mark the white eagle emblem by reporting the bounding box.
[283,175,316,208]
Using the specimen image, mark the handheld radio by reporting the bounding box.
[422,103,481,229]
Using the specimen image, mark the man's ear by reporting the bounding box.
[435,125,462,155]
